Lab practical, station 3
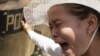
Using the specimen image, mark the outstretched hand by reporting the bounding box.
[21,21,32,32]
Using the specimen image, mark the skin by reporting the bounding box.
[84,35,100,56]
[48,5,98,56]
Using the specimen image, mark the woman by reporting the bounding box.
[47,3,100,56]
[22,0,100,56]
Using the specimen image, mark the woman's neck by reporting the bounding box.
[83,35,100,56]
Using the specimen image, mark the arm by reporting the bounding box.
[21,21,63,56]
[27,30,63,56]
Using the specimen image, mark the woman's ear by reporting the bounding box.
[87,14,98,34]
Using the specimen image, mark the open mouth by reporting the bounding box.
[59,42,69,52]
[59,42,71,56]
[59,41,76,56]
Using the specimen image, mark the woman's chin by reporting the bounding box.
[63,48,75,56]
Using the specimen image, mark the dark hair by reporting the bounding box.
[54,3,100,33]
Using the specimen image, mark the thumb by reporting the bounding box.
[21,21,25,25]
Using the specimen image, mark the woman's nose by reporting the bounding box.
[51,28,59,38]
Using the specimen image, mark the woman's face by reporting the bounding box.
[48,5,92,56]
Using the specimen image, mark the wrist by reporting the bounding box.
[25,27,32,32]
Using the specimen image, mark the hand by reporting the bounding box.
[21,21,32,32]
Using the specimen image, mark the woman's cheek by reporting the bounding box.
[60,27,76,45]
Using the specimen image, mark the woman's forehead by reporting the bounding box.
[48,5,66,15]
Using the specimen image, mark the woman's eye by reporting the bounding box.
[49,23,53,30]
[55,23,61,27]
[49,21,62,29]
[50,25,53,29]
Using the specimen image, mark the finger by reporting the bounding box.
[21,21,25,25]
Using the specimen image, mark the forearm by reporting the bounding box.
[27,30,63,56]
[27,30,58,49]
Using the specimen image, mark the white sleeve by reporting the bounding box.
[27,30,63,56]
